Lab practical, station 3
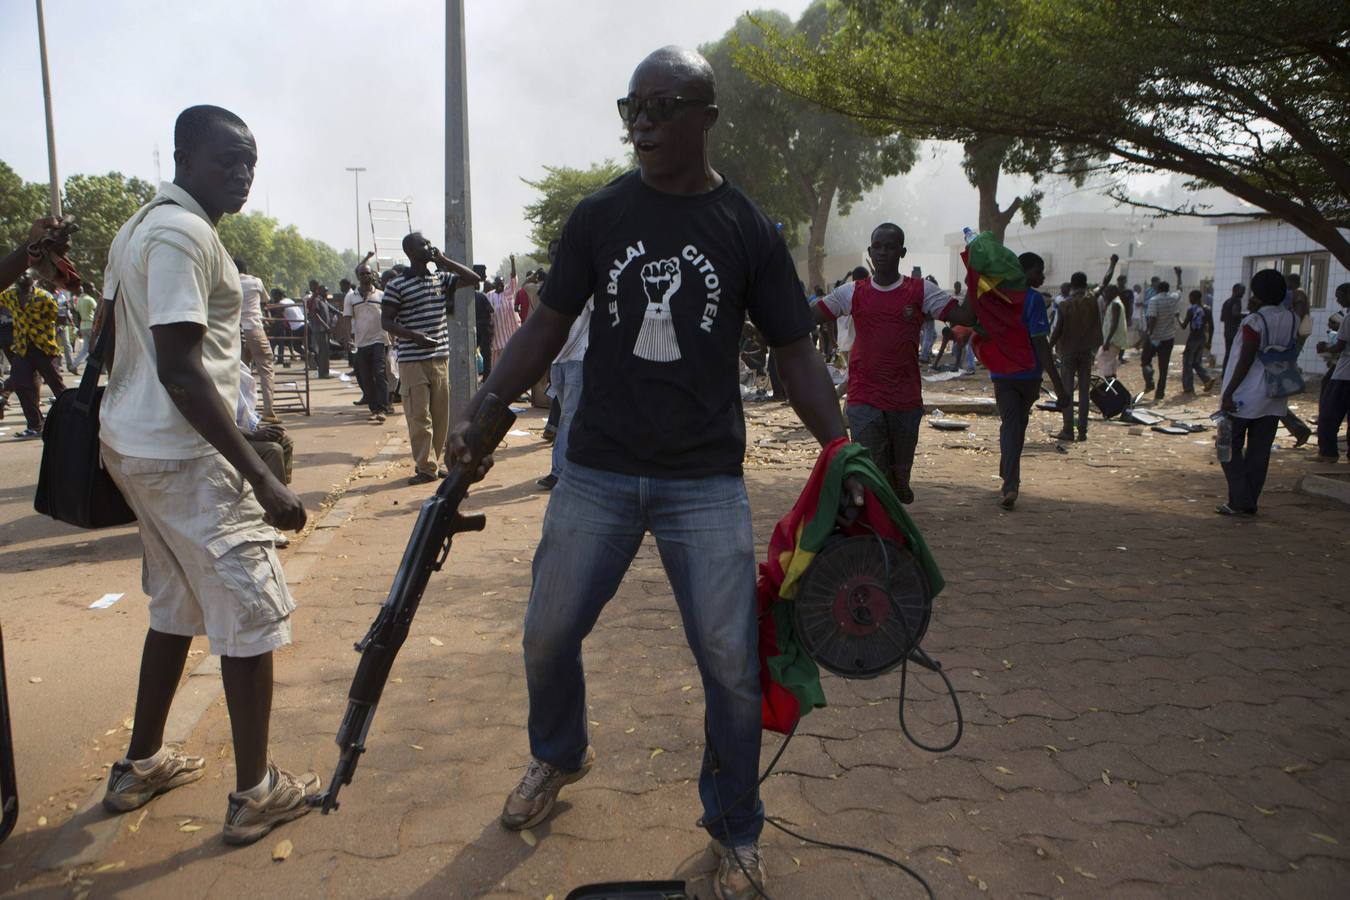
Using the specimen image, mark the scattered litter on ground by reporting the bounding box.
[89,593,124,609]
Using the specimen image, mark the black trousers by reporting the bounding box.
[477,326,494,380]
[352,342,389,414]
[994,378,1039,493]
[1140,338,1175,397]
[1318,378,1350,459]
[1220,415,1278,512]
[7,348,66,430]
[1058,352,1093,434]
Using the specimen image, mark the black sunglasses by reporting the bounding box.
[616,95,709,125]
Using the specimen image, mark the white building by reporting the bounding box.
[944,211,1217,294]
[1211,217,1348,371]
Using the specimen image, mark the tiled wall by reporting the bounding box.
[1213,221,1350,372]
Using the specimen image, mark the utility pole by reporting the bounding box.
[35,0,61,216]
[445,0,476,420]
[345,167,366,257]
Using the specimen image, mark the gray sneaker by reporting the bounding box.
[102,745,205,813]
[223,764,320,845]
[715,841,767,900]
[499,746,595,831]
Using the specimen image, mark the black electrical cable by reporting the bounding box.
[898,647,964,753]
[696,506,960,899]
[765,816,936,900]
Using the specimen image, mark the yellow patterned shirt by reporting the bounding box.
[0,285,59,357]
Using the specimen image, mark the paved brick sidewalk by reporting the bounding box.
[9,366,1348,899]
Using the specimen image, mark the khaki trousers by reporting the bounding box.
[401,357,450,476]
[243,328,275,416]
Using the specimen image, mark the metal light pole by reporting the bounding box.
[35,0,61,216]
[345,167,366,257]
[445,0,476,419]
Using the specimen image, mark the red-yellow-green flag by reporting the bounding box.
[756,439,945,734]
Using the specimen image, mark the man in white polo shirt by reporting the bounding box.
[99,105,318,845]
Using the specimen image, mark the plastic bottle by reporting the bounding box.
[1211,404,1241,463]
[962,227,977,245]
[1213,413,1232,463]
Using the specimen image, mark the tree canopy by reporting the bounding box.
[708,4,917,288]
[740,0,1350,266]
[0,159,355,295]
[521,159,628,252]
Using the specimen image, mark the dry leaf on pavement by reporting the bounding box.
[428,637,444,647]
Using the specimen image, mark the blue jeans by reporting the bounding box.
[919,318,936,360]
[523,462,763,847]
[549,360,583,479]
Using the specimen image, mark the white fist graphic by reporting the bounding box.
[633,256,683,363]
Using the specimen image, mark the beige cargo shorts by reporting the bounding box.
[101,443,295,657]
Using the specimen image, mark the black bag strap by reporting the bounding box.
[72,198,179,413]
[72,283,117,413]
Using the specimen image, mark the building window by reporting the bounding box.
[1245,253,1331,309]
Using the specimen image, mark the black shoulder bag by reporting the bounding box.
[33,199,176,528]
[33,285,135,528]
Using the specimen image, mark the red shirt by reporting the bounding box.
[515,287,531,323]
[819,276,957,411]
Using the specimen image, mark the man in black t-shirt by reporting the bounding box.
[447,46,857,900]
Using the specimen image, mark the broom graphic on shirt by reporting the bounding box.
[634,257,683,362]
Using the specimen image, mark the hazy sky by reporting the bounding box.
[1,0,1235,275]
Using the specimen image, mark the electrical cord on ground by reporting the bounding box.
[695,506,960,898]
[898,647,964,753]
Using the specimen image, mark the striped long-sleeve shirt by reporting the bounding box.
[489,275,520,353]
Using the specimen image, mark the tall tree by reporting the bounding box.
[521,159,628,251]
[0,161,47,251]
[740,0,1350,266]
[218,210,278,275]
[61,172,156,276]
[707,4,917,288]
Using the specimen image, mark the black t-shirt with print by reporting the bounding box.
[541,170,811,478]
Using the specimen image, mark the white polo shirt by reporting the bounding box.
[343,288,387,348]
[100,182,243,459]
[239,272,266,334]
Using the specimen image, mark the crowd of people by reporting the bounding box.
[788,244,1349,518]
[2,43,1348,900]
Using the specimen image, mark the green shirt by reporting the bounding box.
[76,293,98,330]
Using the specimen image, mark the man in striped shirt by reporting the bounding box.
[381,231,481,484]
[489,256,521,367]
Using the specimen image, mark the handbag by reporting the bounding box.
[33,286,136,528]
[1255,307,1305,399]
[33,198,175,528]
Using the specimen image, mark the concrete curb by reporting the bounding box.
[1297,470,1350,505]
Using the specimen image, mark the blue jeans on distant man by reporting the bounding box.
[522,461,764,847]
[549,360,583,480]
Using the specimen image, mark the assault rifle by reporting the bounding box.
[312,394,515,813]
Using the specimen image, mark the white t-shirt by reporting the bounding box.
[343,288,386,348]
[100,182,243,459]
[837,312,856,352]
[238,273,266,333]
[1331,312,1350,381]
[554,299,592,364]
[281,298,304,330]
[236,361,259,431]
[1220,307,1293,420]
